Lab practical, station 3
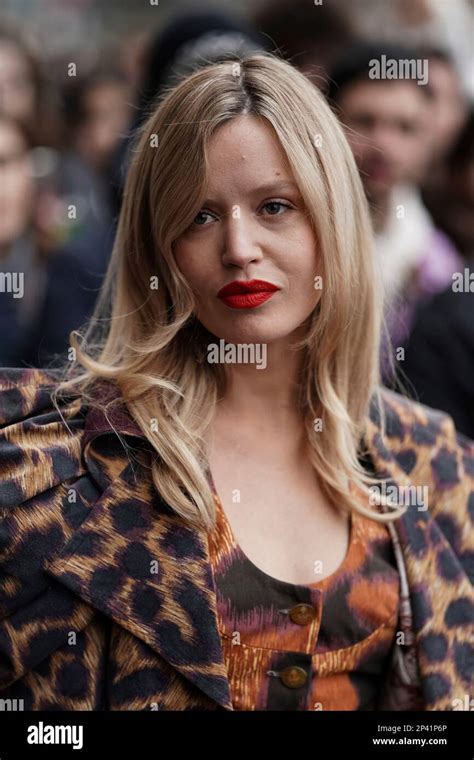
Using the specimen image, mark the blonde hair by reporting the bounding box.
[52,53,405,530]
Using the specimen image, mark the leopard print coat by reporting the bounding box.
[0,368,472,711]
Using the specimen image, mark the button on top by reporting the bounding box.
[279,666,308,689]
[289,603,316,626]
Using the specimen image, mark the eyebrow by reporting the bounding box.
[202,180,300,206]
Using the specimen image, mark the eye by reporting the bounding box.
[190,210,215,228]
[398,120,417,135]
[260,200,293,217]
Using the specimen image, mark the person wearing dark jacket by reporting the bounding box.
[402,258,474,439]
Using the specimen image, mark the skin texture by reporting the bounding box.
[174,115,350,585]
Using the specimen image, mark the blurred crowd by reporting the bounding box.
[0,0,473,435]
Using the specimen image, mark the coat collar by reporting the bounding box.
[45,380,233,709]
[45,381,472,711]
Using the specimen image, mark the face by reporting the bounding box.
[0,42,36,124]
[0,121,35,249]
[338,80,430,200]
[75,82,130,171]
[173,115,320,348]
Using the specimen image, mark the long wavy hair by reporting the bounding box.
[52,52,404,530]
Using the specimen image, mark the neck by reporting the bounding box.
[215,334,307,435]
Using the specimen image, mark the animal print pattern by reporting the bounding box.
[0,367,472,710]
[206,470,402,710]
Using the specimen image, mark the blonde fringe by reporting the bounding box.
[51,53,407,531]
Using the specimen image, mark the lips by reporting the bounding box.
[217,279,280,310]
[217,279,280,297]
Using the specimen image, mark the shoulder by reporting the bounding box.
[377,386,474,485]
[0,367,88,512]
[377,387,474,574]
[0,367,63,420]
[377,386,473,453]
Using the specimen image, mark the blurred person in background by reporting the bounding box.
[426,110,474,260]
[0,110,114,370]
[327,43,463,386]
[68,72,131,178]
[420,48,470,234]
[401,113,474,437]
[402,257,474,439]
[0,25,60,148]
[0,115,48,366]
[61,69,131,222]
[0,25,121,368]
[420,48,469,163]
[30,71,131,367]
[346,0,474,101]
[252,0,354,91]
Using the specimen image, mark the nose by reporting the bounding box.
[371,123,401,156]
[221,213,264,268]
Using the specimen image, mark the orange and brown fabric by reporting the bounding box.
[206,469,401,710]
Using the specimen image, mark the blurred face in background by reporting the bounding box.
[337,79,431,203]
[0,40,36,126]
[74,80,131,172]
[0,119,35,252]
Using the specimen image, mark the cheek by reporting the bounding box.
[174,241,196,282]
[174,243,214,298]
[284,247,320,300]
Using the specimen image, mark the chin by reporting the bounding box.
[209,320,299,347]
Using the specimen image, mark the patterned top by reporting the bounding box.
[206,469,401,710]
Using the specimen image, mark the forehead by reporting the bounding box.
[340,80,428,119]
[205,115,293,190]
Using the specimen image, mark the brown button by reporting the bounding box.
[289,603,316,625]
[279,666,308,689]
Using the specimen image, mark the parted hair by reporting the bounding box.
[52,52,403,530]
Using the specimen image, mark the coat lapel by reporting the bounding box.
[364,392,474,710]
[45,382,233,710]
[44,382,472,711]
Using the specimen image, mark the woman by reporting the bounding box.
[0,54,472,712]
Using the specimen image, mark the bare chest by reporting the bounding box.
[207,447,350,586]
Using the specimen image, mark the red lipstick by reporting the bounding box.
[217,279,280,309]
